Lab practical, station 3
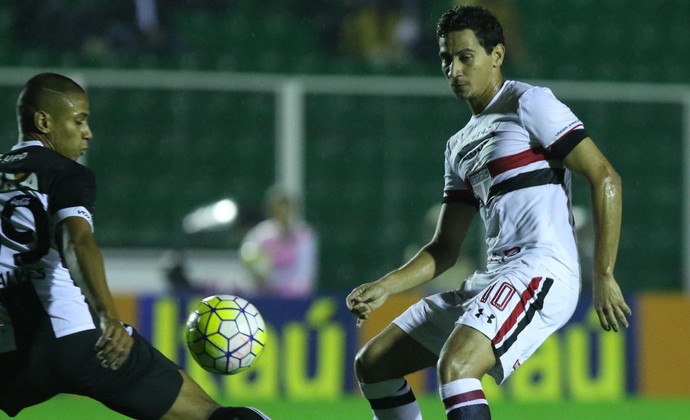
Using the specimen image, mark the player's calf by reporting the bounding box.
[359,378,421,420]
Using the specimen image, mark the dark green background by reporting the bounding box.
[0,0,686,292]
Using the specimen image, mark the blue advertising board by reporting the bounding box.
[136,294,359,400]
[133,293,636,400]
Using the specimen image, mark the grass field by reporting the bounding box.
[9,394,690,419]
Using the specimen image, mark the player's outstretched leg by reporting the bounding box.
[162,370,271,419]
[354,324,437,419]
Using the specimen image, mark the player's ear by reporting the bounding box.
[492,43,505,68]
[34,111,51,134]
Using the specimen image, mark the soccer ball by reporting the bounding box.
[185,294,267,375]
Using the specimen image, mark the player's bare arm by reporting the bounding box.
[61,216,133,369]
[563,137,632,332]
[346,203,476,323]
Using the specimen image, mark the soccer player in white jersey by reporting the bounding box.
[347,5,631,419]
[0,73,269,420]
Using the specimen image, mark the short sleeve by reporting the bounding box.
[518,87,588,160]
[50,165,96,227]
[443,141,479,208]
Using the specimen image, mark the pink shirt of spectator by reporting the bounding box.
[241,219,318,298]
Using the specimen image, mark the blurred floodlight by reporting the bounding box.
[182,198,238,234]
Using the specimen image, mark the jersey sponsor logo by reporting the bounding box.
[503,246,521,257]
[455,129,496,165]
[0,193,51,265]
[9,196,31,207]
[0,152,28,163]
[475,308,496,324]
[459,121,499,145]
[58,206,93,226]
[555,120,583,138]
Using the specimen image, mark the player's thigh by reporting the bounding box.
[161,370,219,420]
[438,324,495,382]
[460,274,578,383]
[57,329,183,420]
[355,323,437,383]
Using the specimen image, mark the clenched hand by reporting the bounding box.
[95,316,134,370]
[346,282,391,327]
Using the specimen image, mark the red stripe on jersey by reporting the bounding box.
[492,276,543,345]
[443,390,486,408]
[486,147,548,177]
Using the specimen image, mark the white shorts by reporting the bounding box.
[393,259,580,384]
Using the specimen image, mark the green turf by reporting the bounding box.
[8,394,690,419]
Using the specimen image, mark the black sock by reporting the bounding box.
[209,406,270,420]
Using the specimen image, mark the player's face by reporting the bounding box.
[49,93,92,161]
[439,29,504,107]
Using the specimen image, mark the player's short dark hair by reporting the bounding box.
[436,5,505,55]
[17,72,86,133]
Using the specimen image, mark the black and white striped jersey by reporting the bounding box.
[0,140,96,352]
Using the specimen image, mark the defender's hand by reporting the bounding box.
[592,275,632,332]
[346,282,391,327]
[95,316,134,370]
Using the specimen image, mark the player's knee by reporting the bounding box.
[437,352,490,383]
[438,354,468,382]
[354,340,387,382]
[354,344,373,382]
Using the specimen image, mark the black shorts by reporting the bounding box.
[0,326,183,419]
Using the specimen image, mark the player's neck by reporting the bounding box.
[467,75,505,115]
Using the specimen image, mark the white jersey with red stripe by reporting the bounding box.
[392,81,589,383]
[443,80,586,285]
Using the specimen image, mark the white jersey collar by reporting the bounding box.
[12,140,45,151]
[478,80,513,115]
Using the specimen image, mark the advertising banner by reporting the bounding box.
[124,292,641,400]
[134,294,359,400]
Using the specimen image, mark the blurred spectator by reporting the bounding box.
[160,248,195,294]
[339,0,421,65]
[239,186,318,298]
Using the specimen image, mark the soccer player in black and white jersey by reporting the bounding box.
[0,73,269,420]
[347,5,631,419]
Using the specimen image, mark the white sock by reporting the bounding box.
[439,378,490,419]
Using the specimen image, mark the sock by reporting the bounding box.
[359,378,422,420]
[439,378,491,420]
[209,406,271,420]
